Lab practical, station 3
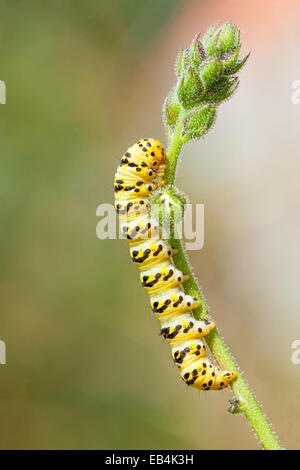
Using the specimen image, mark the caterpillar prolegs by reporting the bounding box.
[114,138,237,391]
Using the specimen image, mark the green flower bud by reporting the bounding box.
[218,22,240,55]
[176,48,190,78]
[202,23,219,53]
[189,33,206,70]
[200,59,223,90]
[182,104,216,142]
[222,45,240,71]
[228,398,243,414]
[205,77,239,104]
[150,188,186,228]
[177,66,204,110]
[163,87,181,134]
[203,22,241,59]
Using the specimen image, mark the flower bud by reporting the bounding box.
[205,77,239,104]
[150,188,186,228]
[182,104,216,142]
[201,22,249,79]
[189,33,206,70]
[200,59,223,90]
[177,66,204,110]
[203,22,241,58]
[176,48,190,78]
[202,23,219,54]
[218,22,240,55]
[163,87,181,134]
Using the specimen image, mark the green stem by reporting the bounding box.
[165,122,282,450]
[165,117,184,185]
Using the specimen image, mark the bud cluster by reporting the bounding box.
[163,22,249,142]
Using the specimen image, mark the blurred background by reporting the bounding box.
[1,0,300,450]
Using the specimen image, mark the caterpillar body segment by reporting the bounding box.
[151,289,201,319]
[129,238,177,268]
[160,316,215,346]
[114,138,237,391]
[140,262,189,294]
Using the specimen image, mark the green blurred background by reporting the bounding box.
[1,0,300,450]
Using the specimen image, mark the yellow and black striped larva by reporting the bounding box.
[114,138,237,391]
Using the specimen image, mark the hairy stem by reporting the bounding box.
[165,123,282,450]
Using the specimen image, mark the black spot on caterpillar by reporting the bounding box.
[114,138,237,391]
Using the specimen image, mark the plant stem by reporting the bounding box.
[165,123,282,450]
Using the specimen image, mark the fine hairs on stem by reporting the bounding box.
[160,22,282,450]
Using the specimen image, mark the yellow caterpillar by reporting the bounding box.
[114,138,237,391]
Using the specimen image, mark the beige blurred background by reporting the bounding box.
[1,0,300,450]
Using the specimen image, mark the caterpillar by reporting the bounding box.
[114,138,237,391]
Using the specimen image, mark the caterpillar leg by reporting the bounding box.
[156,180,167,188]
